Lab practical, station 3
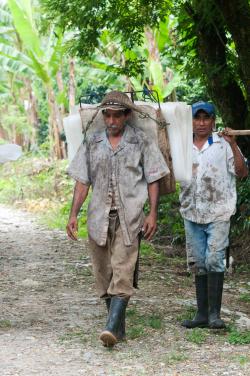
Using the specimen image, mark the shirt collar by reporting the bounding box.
[193,132,222,152]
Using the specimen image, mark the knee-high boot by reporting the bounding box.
[208,272,226,329]
[182,274,208,328]
[100,296,128,347]
[104,297,125,340]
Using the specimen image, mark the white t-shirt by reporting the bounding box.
[179,133,237,223]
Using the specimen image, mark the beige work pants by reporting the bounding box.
[88,211,139,299]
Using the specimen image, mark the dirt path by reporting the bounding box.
[0,205,249,376]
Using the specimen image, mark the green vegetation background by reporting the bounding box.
[0,154,249,262]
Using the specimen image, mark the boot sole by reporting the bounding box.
[181,319,209,329]
[100,330,117,347]
[182,323,209,329]
[209,323,226,330]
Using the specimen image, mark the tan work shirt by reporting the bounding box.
[179,133,237,224]
[68,124,169,246]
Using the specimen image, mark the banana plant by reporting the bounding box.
[84,24,180,102]
[0,0,66,158]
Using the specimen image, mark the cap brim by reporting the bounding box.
[193,107,213,116]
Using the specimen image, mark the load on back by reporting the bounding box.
[63,92,193,189]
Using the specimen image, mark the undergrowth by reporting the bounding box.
[0,155,249,260]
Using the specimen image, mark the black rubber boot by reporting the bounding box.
[105,297,111,312]
[208,272,226,329]
[182,274,208,328]
[100,296,128,347]
[104,297,125,340]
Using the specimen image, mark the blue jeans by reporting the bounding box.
[184,219,230,274]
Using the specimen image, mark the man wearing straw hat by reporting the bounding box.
[66,91,169,346]
[180,101,248,330]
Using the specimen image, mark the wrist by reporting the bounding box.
[149,209,157,217]
[230,142,238,152]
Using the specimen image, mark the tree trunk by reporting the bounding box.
[47,86,63,159]
[56,69,65,116]
[26,79,39,148]
[69,57,76,113]
[56,69,67,158]
[186,1,249,156]
[215,0,250,105]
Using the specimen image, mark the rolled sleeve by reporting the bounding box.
[142,140,170,183]
[67,142,91,185]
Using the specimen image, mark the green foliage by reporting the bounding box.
[0,155,90,238]
[164,351,189,364]
[227,327,250,345]
[185,328,209,345]
[140,241,166,263]
[0,319,12,328]
[0,104,31,140]
[46,199,89,238]
[176,306,196,323]
[157,186,185,244]
[239,293,250,303]
[231,177,250,237]
[126,306,163,339]
[42,0,170,58]
[234,355,250,366]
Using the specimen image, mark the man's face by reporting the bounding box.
[103,109,128,136]
[193,110,215,138]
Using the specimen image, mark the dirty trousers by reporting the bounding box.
[184,219,230,274]
[88,211,139,299]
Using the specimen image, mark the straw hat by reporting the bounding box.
[97,91,142,113]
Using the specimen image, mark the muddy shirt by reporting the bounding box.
[179,133,237,224]
[68,124,169,246]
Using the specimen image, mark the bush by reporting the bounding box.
[156,185,185,245]
[231,176,250,236]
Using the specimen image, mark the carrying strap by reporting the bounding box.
[79,105,166,144]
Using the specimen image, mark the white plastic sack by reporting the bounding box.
[63,102,193,183]
[0,144,22,164]
[160,102,193,183]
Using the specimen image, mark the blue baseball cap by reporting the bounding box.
[192,101,216,117]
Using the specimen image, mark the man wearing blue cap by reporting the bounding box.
[180,101,248,329]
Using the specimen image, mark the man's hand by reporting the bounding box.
[66,216,78,241]
[142,212,157,241]
[218,127,248,178]
[66,182,89,241]
[218,127,237,146]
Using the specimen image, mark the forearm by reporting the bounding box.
[148,181,160,215]
[70,181,89,218]
[230,143,248,178]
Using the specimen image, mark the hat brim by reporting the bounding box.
[98,104,128,111]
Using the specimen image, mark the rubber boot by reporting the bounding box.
[105,297,111,312]
[182,274,208,328]
[104,297,125,340]
[100,296,128,347]
[208,272,226,329]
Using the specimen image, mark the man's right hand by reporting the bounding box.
[66,216,78,240]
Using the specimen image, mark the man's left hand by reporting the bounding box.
[142,213,157,241]
[218,127,237,146]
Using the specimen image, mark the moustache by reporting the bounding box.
[107,125,118,129]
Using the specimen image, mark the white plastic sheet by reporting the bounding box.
[0,144,22,164]
[160,102,193,183]
[63,101,193,183]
